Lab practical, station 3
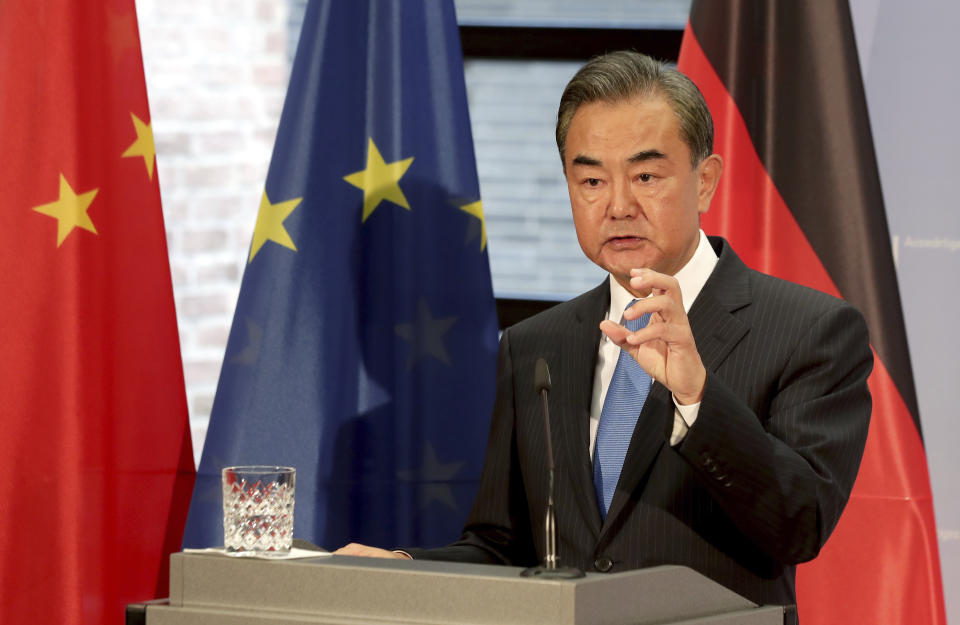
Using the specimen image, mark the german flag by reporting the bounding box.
[678,1,946,623]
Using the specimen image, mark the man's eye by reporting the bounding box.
[638,173,653,183]
[585,178,601,187]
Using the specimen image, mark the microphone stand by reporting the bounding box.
[521,359,584,579]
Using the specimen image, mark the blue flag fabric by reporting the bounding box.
[182,0,499,550]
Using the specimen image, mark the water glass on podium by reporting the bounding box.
[222,466,295,556]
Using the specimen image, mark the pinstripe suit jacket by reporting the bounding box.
[408,237,872,613]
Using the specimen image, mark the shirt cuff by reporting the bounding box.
[669,396,701,446]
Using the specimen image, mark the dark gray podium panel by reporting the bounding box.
[144,552,784,625]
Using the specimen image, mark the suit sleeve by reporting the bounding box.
[676,302,873,564]
[403,328,538,566]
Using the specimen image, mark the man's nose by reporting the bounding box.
[609,177,639,218]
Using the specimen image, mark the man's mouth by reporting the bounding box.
[606,236,645,249]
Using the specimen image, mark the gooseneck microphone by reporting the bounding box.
[536,359,558,569]
[521,358,585,579]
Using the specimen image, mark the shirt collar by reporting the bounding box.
[606,229,718,321]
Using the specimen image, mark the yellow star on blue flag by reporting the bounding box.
[249,190,301,263]
[343,138,414,222]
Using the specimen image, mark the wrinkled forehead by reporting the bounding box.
[567,95,683,150]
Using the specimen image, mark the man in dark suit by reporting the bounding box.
[337,51,872,617]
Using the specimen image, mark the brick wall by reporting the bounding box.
[137,0,291,461]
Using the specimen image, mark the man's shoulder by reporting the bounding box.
[749,268,853,315]
[724,254,870,351]
[711,236,860,318]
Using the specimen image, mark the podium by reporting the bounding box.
[131,551,786,624]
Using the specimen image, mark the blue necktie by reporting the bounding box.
[594,300,652,520]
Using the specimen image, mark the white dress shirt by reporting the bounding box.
[589,230,719,457]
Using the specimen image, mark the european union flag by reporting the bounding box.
[182,0,499,550]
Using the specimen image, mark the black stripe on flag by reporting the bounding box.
[690,0,921,429]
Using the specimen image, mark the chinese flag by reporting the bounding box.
[0,1,195,623]
[678,1,946,623]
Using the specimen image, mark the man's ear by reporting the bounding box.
[697,154,723,214]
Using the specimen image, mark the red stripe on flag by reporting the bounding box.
[799,353,945,624]
[679,23,946,625]
[678,25,840,299]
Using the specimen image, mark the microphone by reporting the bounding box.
[535,357,552,393]
[535,359,557,569]
[521,359,584,579]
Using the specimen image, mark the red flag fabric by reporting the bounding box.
[0,1,196,623]
[678,1,946,623]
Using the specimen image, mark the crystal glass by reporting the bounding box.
[222,466,295,556]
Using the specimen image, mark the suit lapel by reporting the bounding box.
[556,281,607,535]
[688,238,751,371]
[599,238,752,537]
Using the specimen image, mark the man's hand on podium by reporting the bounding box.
[334,543,412,559]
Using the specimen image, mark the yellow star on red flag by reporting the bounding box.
[121,113,156,179]
[32,174,99,247]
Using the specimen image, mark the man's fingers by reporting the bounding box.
[629,267,679,289]
[602,314,683,348]
[624,320,689,347]
[599,319,630,346]
[622,294,678,322]
[333,543,408,559]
